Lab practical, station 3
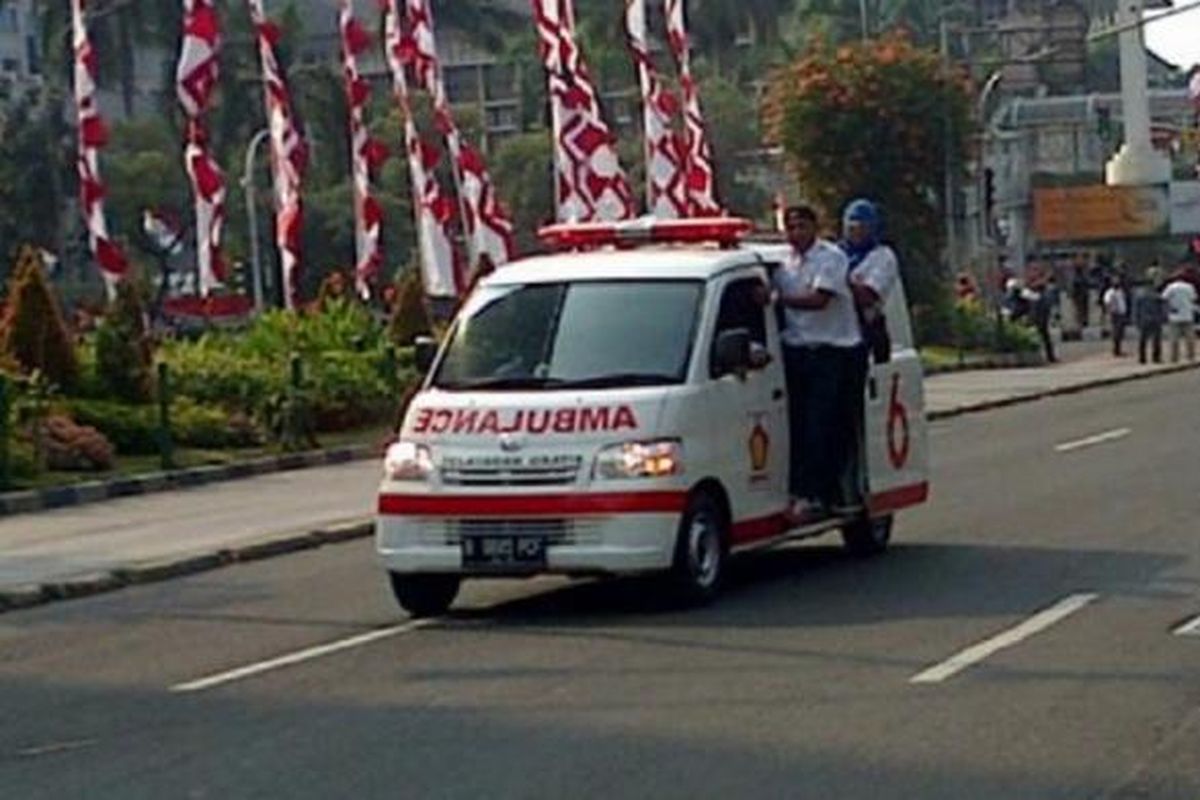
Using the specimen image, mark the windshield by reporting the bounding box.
[432,280,704,390]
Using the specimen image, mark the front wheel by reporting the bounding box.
[840,514,893,557]
[667,493,728,605]
[388,572,460,617]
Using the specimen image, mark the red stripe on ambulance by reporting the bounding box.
[378,490,686,517]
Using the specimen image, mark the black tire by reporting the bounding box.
[668,492,728,605]
[388,572,460,617]
[840,514,893,557]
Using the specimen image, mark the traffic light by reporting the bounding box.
[1096,107,1113,141]
[983,167,996,224]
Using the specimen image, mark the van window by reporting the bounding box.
[433,280,704,390]
[709,277,768,377]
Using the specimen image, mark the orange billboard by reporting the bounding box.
[1033,184,1169,242]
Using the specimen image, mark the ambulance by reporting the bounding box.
[376,218,928,616]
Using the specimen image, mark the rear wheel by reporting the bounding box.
[388,572,460,617]
[668,493,728,605]
[840,514,893,557]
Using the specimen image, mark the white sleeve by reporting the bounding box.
[856,246,899,300]
[810,247,849,296]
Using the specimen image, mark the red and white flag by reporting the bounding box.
[176,0,226,296]
[247,0,307,309]
[532,0,635,223]
[385,3,461,299]
[339,0,386,299]
[71,0,127,294]
[665,0,721,216]
[624,0,686,218]
[402,0,515,276]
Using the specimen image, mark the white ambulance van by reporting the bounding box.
[376,218,928,616]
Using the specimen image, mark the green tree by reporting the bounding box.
[489,132,555,254]
[765,33,971,308]
[95,280,154,403]
[0,245,79,391]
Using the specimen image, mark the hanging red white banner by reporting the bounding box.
[532,0,635,223]
[338,0,386,299]
[71,0,128,292]
[176,0,226,297]
[247,0,306,309]
[385,2,461,298]
[402,0,515,276]
[624,0,687,218]
[665,0,722,216]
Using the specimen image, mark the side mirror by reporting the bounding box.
[413,335,438,374]
[713,328,752,377]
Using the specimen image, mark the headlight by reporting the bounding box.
[383,441,434,481]
[593,439,683,480]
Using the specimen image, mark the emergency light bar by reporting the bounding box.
[538,216,754,251]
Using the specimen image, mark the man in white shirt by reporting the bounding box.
[1161,271,1197,363]
[773,205,863,523]
[1102,279,1129,357]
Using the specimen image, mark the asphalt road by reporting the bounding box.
[2,371,1199,799]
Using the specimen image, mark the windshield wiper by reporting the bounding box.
[438,376,566,390]
[556,372,679,389]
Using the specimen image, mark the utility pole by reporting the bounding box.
[940,18,958,273]
[241,128,270,311]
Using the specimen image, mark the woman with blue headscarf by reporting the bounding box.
[840,199,899,363]
[836,198,900,510]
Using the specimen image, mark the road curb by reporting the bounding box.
[0,519,375,615]
[927,360,1200,420]
[0,443,380,519]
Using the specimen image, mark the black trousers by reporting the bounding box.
[783,345,861,505]
[1110,314,1127,355]
[1138,325,1162,364]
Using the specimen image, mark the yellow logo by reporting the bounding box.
[749,423,769,472]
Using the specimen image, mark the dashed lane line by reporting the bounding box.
[1054,428,1131,453]
[1173,615,1200,637]
[911,593,1099,684]
[170,617,439,693]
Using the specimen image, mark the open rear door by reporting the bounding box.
[863,282,929,516]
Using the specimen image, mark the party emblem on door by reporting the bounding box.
[749,419,770,482]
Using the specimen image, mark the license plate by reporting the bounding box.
[461,535,547,569]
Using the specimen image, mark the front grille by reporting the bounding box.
[446,518,601,546]
[440,457,582,487]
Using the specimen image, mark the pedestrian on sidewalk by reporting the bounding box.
[1162,269,1197,363]
[1102,278,1129,356]
[1021,278,1057,363]
[1132,274,1165,364]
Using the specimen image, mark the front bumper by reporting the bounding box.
[376,507,680,576]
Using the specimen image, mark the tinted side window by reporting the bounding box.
[709,277,768,377]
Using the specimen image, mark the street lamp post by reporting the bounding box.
[241,128,270,312]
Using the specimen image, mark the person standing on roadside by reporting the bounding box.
[774,205,862,524]
[1162,269,1198,363]
[1102,278,1129,356]
[1132,273,1166,364]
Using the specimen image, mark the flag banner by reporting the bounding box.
[402,0,515,276]
[72,0,128,291]
[624,0,686,218]
[248,0,307,309]
[176,0,226,296]
[532,0,635,223]
[665,0,721,216]
[339,0,385,299]
[385,2,461,298]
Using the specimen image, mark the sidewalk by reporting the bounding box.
[2,348,1198,609]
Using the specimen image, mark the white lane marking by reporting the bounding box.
[170,618,438,693]
[911,593,1098,684]
[1173,615,1200,636]
[1055,427,1131,453]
